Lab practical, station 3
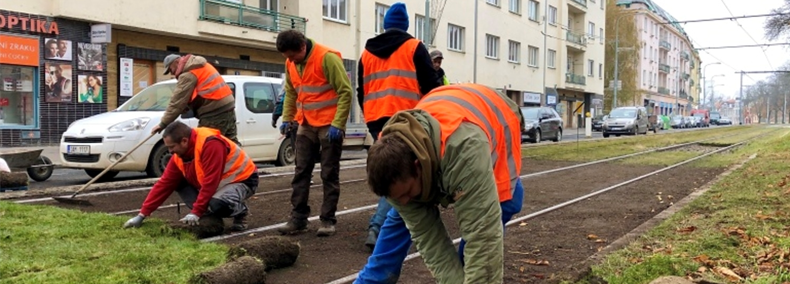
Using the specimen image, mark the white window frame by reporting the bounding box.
[528,0,539,22]
[485,34,500,59]
[588,22,595,39]
[548,6,557,25]
[528,46,539,67]
[415,15,437,44]
[323,0,348,22]
[642,70,646,86]
[509,0,521,14]
[587,59,594,77]
[448,24,465,52]
[547,49,556,68]
[375,3,390,35]
[598,63,603,79]
[508,40,520,63]
[599,28,604,43]
[487,0,499,6]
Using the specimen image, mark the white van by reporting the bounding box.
[59,75,372,179]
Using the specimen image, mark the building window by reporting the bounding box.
[642,70,646,86]
[599,63,603,78]
[508,40,520,63]
[588,22,595,38]
[509,0,521,14]
[599,28,604,43]
[323,0,347,22]
[448,24,465,51]
[528,0,539,21]
[485,34,500,59]
[547,49,556,68]
[260,0,278,10]
[487,0,499,6]
[375,3,389,34]
[587,59,594,77]
[415,15,437,44]
[1,65,37,128]
[528,46,539,67]
[548,6,557,25]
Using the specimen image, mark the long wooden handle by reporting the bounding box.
[70,133,157,198]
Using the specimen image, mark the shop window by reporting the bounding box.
[243,82,276,114]
[0,65,37,128]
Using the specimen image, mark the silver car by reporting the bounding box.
[602,106,650,138]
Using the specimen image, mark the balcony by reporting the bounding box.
[680,90,688,99]
[659,64,670,73]
[659,40,671,50]
[566,73,587,86]
[199,0,306,34]
[566,31,587,47]
[690,60,695,69]
[658,87,670,95]
[570,0,587,8]
[682,73,690,80]
[689,96,694,103]
[680,51,690,61]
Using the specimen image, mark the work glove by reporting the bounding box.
[123,214,145,228]
[271,115,281,128]
[179,213,200,226]
[328,126,343,143]
[280,121,298,135]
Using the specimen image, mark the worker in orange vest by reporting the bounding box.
[124,121,259,232]
[275,29,353,237]
[355,84,525,283]
[151,54,239,145]
[356,2,442,251]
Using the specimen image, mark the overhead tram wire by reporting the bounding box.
[718,0,774,70]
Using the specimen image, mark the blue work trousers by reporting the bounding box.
[354,179,524,284]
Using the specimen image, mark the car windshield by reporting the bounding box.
[116,83,176,111]
[520,108,540,119]
[710,113,721,119]
[608,109,637,118]
[693,113,705,117]
[672,115,683,120]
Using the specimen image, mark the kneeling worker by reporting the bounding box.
[124,121,259,231]
[359,83,524,283]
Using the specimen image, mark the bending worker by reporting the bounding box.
[356,83,525,283]
[275,29,353,237]
[357,2,441,250]
[152,54,239,145]
[124,121,258,231]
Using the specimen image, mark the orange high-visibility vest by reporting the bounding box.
[415,84,522,202]
[172,128,256,189]
[287,42,342,127]
[360,38,422,123]
[188,63,233,102]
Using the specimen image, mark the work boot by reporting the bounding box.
[316,220,336,237]
[230,212,248,232]
[364,228,378,251]
[278,218,308,235]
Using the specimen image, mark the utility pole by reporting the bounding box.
[472,0,478,83]
[738,71,743,125]
[424,0,431,47]
[541,0,548,107]
[702,62,721,110]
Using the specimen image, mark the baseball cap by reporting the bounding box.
[430,50,443,60]
[162,54,181,75]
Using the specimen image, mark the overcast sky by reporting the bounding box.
[653,0,788,100]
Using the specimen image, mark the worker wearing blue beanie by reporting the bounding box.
[383,2,409,31]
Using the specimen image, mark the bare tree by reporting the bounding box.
[428,0,447,46]
[764,0,790,40]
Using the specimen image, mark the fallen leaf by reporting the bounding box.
[519,222,527,227]
[657,195,663,201]
[595,239,607,243]
[519,266,525,273]
[521,259,550,266]
[667,195,674,200]
[714,266,743,281]
[677,226,697,233]
[587,234,599,240]
[697,266,707,273]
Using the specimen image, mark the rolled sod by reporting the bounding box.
[0,172,28,188]
[171,215,226,239]
[227,236,301,270]
[189,256,266,284]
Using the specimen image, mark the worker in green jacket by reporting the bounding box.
[430,50,450,85]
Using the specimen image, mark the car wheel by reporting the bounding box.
[275,137,296,166]
[533,130,541,143]
[146,142,171,178]
[603,133,610,138]
[85,169,119,181]
[553,128,562,142]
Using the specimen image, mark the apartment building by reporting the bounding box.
[0,0,604,146]
[618,0,702,116]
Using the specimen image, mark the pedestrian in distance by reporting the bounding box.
[357,1,442,250]
[124,121,258,231]
[275,29,353,237]
[354,83,525,284]
[430,49,450,86]
[151,54,239,145]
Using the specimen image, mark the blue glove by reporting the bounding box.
[179,213,200,226]
[328,126,343,143]
[279,122,288,135]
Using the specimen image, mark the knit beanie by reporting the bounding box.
[384,3,409,32]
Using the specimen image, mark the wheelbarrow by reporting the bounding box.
[0,149,55,182]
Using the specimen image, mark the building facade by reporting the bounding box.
[618,0,700,116]
[0,0,605,146]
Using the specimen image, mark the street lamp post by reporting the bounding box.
[702,62,721,109]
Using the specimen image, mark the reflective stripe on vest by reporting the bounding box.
[416,84,522,201]
[188,63,232,102]
[286,42,342,127]
[172,128,257,190]
[361,38,422,123]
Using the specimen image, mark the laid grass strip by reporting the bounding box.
[580,128,790,283]
[0,202,228,284]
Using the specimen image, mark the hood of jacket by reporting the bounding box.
[175,55,208,78]
[365,29,415,59]
[380,109,442,202]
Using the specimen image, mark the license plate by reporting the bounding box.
[67,145,90,155]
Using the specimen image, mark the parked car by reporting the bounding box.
[710,111,722,125]
[602,106,649,138]
[691,109,710,127]
[591,114,607,131]
[718,117,733,125]
[59,75,373,179]
[670,115,685,129]
[520,106,563,143]
[684,116,695,128]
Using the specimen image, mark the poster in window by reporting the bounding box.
[44,62,73,103]
[77,43,104,71]
[78,75,103,103]
[44,38,73,61]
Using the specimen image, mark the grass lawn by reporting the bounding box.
[0,202,228,284]
[573,127,790,283]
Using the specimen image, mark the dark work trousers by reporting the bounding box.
[290,123,343,224]
[198,108,240,146]
[175,182,254,218]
